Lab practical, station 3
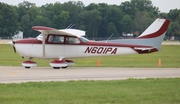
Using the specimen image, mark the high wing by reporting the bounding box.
[32,26,85,37]
[32,26,85,57]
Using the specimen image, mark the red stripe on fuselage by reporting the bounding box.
[83,41,152,48]
[15,38,42,44]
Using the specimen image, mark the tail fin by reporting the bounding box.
[137,18,171,50]
[106,18,171,51]
[138,18,170,39]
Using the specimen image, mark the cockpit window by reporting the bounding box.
[48,35,64,43]
[80,37,89,42]
[66,37,80,44]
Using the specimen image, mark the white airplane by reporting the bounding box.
[10,18,170,69]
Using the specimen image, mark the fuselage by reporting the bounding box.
[14,34,157,59]
[9,18,170,69]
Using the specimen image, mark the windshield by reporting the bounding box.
[36,34,47,41]
[80,37,89,42]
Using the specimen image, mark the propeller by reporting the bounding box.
[12,41,16,53]
[10,34,16,53]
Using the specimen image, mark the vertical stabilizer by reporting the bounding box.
[138,18,170,38]
[101,18,171,51]
[137,18,171,50]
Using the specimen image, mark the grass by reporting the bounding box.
[0,44,180,67]
[0,78,180,104]
[0,44,180,104]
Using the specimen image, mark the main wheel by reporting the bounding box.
[53,67,60,69]
[62,66,68,69]
[25,66,31,69]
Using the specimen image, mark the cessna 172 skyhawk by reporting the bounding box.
[10,18,170,69]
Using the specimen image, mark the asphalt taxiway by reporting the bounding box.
[0,66,180,84]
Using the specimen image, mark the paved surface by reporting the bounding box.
[162,41,180,45]
[0,66,180,84]
[0,39,11,44]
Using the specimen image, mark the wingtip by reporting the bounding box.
[32,26,55,31]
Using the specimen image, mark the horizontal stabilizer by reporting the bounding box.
[134,47,154,51]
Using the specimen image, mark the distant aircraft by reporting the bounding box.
[9,18,170,69]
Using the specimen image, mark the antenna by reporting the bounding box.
[106,33,114,43]
[66,24,72,29]
[66,24,75,29]
[69,24,75,29]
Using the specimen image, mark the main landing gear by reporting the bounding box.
[50,59,74,69]
[22,59,74,69]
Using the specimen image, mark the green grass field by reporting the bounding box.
[0,78,180,104]
[0,44,180,67]
[0,44,180,104]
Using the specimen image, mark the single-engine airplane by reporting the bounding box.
[10,18,170,69]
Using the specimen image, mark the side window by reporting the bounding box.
[48,35,64,43]
[66,37,80,44]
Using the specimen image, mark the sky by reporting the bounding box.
[0,0,180,13]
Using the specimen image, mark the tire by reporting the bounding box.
[62,66,68,69]
[25,66,31,69]
[53,67,60,69]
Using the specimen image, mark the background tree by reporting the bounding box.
[0,0,180,40]
[0,2,19,37]
[120,1,138,18]
[17,1,39,37]
[85,3,98,11]
[80,9,102,39]
[62,1,84,28]
[21,14,31,37]
[105,6,124,37]
[167,9,180,39]
[121,15,133,34]
[107,22,119,38]
[97,19,108,38]
[134,11,153,35]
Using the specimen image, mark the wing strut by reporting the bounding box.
[42,33,45,57]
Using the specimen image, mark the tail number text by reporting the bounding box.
[84,47,117,54]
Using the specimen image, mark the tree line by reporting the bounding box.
[0,0,180,40]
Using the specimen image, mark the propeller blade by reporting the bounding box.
[10,34,16,53]
[12,41,16,53]
[13,46,16,53]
